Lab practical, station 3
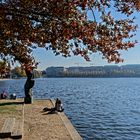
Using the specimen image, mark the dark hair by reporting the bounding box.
[56,98,61,104]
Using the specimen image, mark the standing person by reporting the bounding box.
[23,62,38,104]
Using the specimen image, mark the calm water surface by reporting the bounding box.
[0,78,140,140]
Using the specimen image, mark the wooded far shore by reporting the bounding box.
[2,64,140,78]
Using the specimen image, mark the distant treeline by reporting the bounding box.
[43,64,140,77]
[11,67,42,78]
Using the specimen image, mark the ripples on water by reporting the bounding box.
[0,78,140,140]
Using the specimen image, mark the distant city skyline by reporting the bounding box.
[33,11,140,71]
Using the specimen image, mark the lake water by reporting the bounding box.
[0,78,140,140]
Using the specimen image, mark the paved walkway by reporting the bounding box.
[23,99,73,140]
[0,99,82,140]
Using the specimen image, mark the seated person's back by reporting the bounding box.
[55,98,64,112]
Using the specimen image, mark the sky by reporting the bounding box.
[33,10,140,71]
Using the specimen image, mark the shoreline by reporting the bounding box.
[0,78,12,81]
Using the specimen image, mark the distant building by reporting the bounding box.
[44,65,140,77]
[46,67,66,77]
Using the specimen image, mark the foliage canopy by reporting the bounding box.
[0,60,10,77]
[0,0,140,65]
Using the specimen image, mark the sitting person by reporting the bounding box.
[10,93,17,100]
[43,98,64,113]
[0,91,8,99]
[55,98,64,112]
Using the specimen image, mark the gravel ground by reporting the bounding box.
[0,99,72,140]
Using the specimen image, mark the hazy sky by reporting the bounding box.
[33,11,140,71]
